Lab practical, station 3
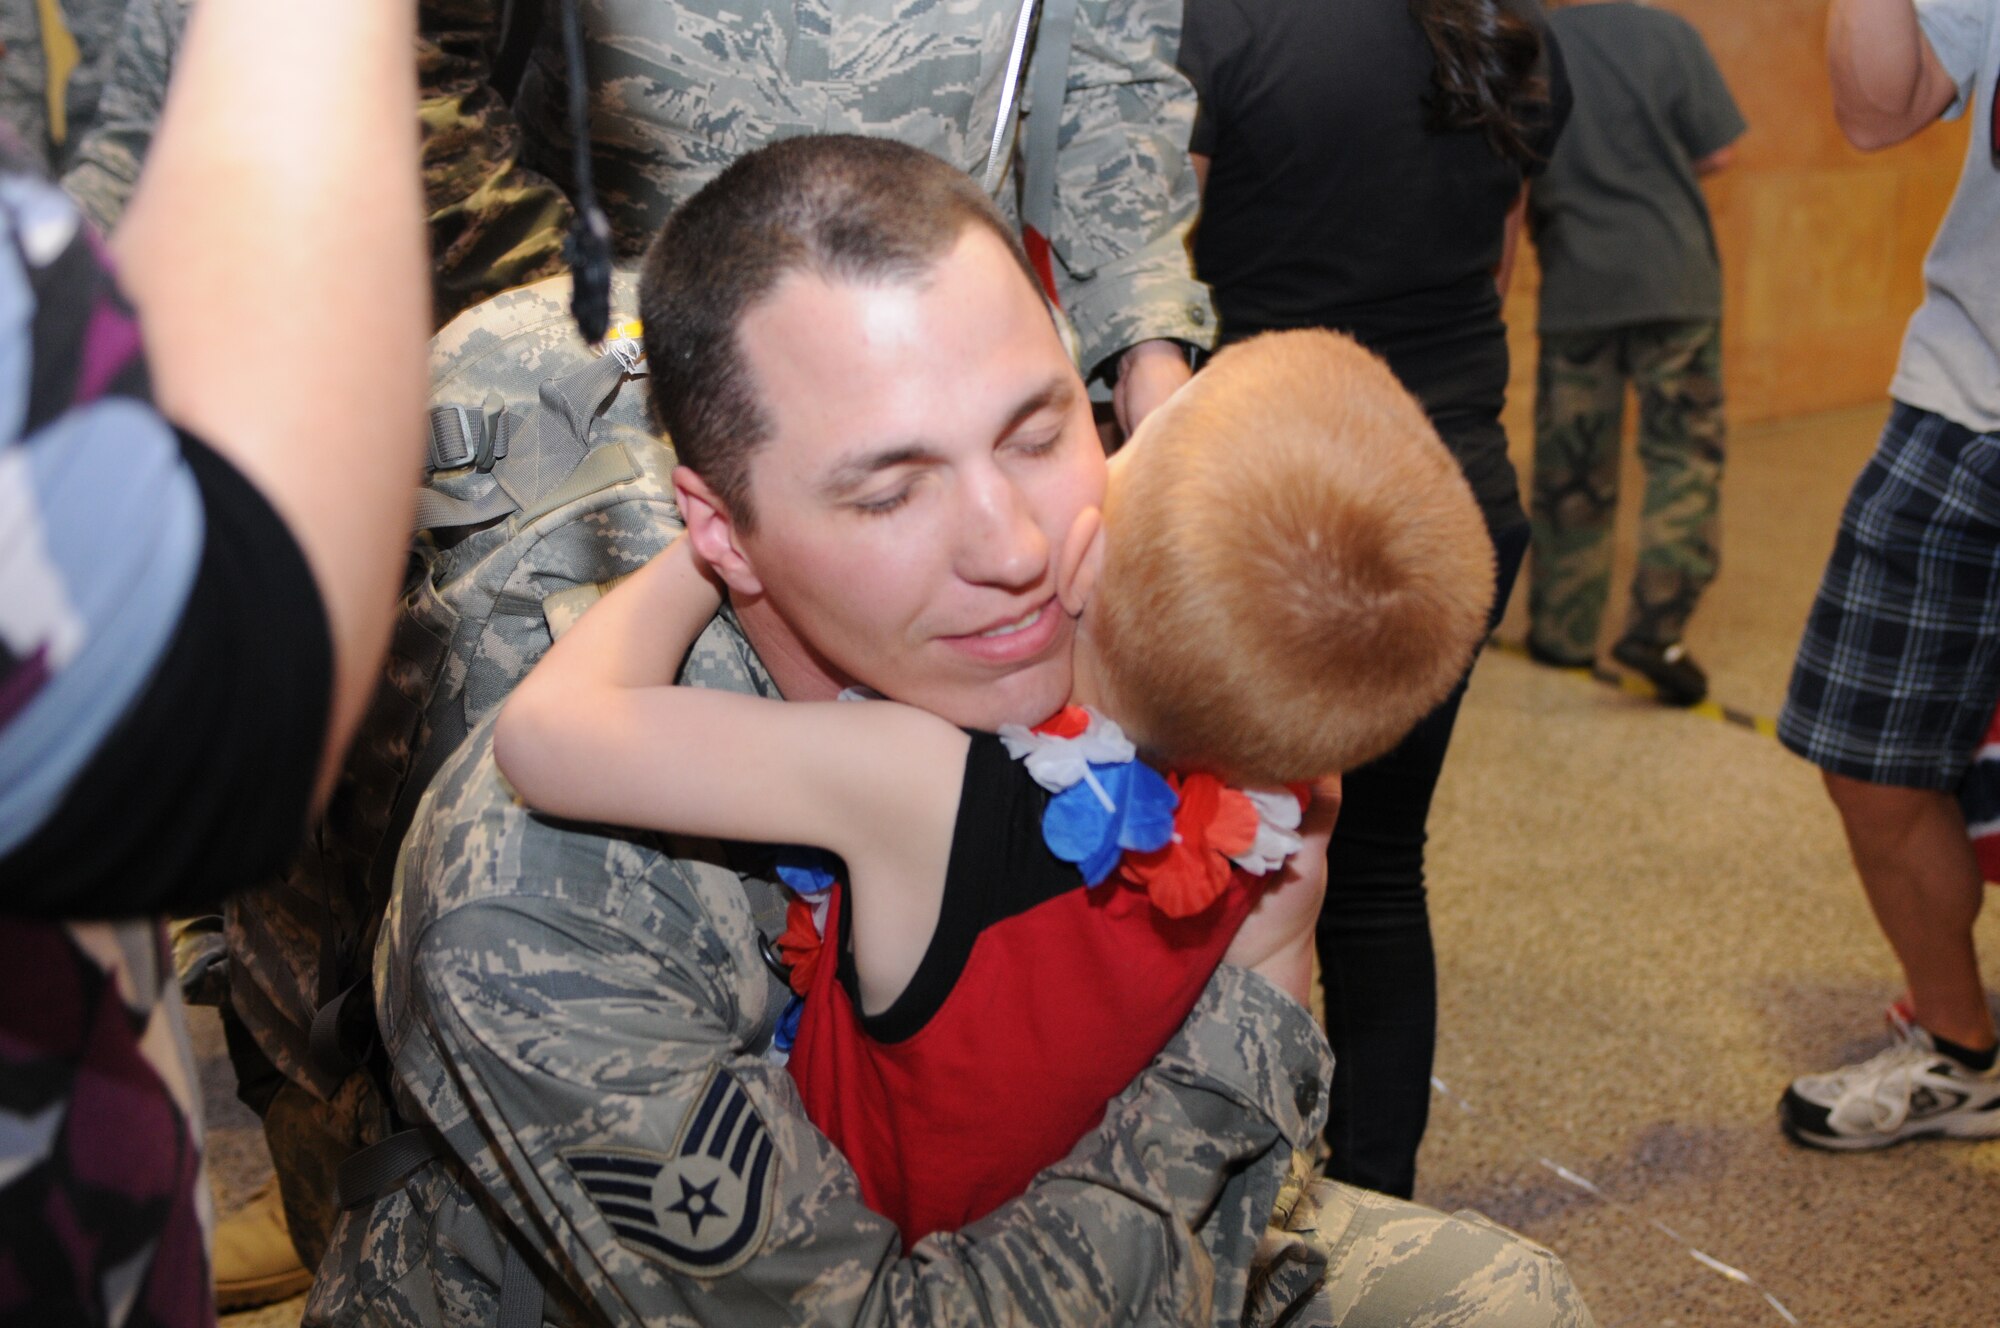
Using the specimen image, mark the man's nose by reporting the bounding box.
[955,468,1049,588]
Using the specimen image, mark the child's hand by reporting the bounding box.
[1222,774,1341,1005]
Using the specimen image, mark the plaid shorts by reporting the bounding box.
[1779,402,2000,790]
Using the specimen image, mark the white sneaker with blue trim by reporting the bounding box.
[1780,1024,2000,1151]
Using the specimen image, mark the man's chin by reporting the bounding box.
[891,659,1073,732]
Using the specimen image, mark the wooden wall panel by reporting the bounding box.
[1501,0,1971,433]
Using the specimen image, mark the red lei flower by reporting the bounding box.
[776,895,826,997]
[1118,771,1262,918]
[1034,705,1093,739]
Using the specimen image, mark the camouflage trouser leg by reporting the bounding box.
[265,1071,394,1271]
[1248,1163,1596,1327]
[1624,320,1724,648]
[1529,330,1628,662]
[1529,321,1724,659]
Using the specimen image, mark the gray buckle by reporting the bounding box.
[427,405,478,471]
[473,406,513,473]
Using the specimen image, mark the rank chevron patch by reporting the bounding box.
[565,1067,777,1275]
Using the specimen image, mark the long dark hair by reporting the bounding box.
[1409,0,1550,166]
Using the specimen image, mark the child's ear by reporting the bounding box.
[1057,505,1105,617]
[673,466,765,597]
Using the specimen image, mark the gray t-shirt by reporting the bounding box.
[1529,2,1745,334]
[1893,0,2000,433]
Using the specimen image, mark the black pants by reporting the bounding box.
[1315,518,1528,1199]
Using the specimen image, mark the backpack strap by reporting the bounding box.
[498,1239,547,1328]
[982,0,1040,194]
[1020,0,1078,250]
[34,0,81,147]
[340,1126,547,1327]
[492,0,546,103]
[337,1128,441,1211]
[416,343,639,533]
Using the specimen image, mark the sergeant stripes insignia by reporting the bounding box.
[564,1067,777,1275]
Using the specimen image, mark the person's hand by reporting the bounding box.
[1223,775,1341,1004]
[1112,339,1192,437]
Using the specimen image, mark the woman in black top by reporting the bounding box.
[1181,0,1569,1198]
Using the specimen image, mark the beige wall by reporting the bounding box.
[1503,0,1971,435]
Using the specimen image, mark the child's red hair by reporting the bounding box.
[1095,329,1494,784]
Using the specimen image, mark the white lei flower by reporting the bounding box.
[1228,787,1306,876]
[998,707,1137,812]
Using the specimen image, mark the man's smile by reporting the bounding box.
[940,597,1063,664]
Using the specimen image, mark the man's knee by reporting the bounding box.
[1308,1182,1595,1328]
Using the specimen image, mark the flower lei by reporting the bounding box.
[999,706,1307,919]
[764,706,1309,1057]
[769,848,838,1057]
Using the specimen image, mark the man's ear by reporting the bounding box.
[673,465,765,597]
[1056,505,1105,617]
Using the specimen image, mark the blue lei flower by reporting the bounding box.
[772,993,806,1056]
[773,846,841,897]
[1041,757,1179,887]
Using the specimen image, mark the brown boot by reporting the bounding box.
[213,1178,312,1311]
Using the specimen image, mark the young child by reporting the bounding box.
[495,328,1495,1249]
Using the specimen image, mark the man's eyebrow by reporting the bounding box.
[999,378,1079,434]
[817,443,946,498]
[815,378,1078,498]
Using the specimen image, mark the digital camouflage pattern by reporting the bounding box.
[52,0,569,324]
[1529,319,1725,662]
[43,0,1209,348]
[507,0,1216,377]
[0,0,128,175]
[223,271,670,1264]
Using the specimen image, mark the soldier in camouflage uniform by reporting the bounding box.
[305,135,1594,1328]
[507,0,1213,413]
[54,0,1212,392]
[1525,0,1745,704]
[55,0,572,325]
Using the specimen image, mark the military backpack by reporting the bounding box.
[220,271,680,1259]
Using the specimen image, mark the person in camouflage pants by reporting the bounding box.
[1528,319,1726,668]
[1525,0,1744,704]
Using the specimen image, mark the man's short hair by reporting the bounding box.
[1096,329,1495,784]
[639,134,1042,530]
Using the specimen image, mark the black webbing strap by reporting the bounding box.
[492,0,545,103]
[337,1128,440,1211]
[307,978,377,1079]
[338,1128,549,1326]
[498,1241,547,1328]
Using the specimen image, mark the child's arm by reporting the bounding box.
[1222,775,1341,1005]
[495,537,971,1009]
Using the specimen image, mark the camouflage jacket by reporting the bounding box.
[55,0,572,325]
[511,0,1217,378]
[305,610,1335,1327]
